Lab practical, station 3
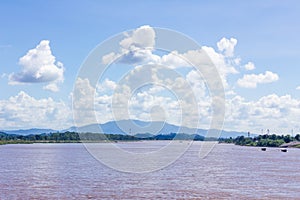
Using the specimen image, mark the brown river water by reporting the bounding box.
[0,141,299,199]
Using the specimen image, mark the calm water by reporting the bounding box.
[0,141,299,199]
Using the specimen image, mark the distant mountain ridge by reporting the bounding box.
[1,120,250,138]
[70,120,249,138]
[1,128,57,136]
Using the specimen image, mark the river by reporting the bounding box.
[0,141,299,199]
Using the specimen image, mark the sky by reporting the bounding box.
[1,0,300,134]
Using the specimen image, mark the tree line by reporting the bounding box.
[221,134,300,147]
[0,131,209,144]
[2,131,299,147]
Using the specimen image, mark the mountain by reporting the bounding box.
[1,128,57,136]
[72,120,206,135]
[0,131,8,136]
[2,120,250,138]
[67,119,249,138]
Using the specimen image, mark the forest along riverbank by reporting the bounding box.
[220,134,300,148]
[0,131,212,145]
[2,131,300,148]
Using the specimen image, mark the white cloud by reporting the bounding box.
[0,91,71,129]
[225,94,300,133]
[217,37,237,57]
[200,46,238,87]
[98,27,247,129]
[2,24,298,135]
[97,78,117,94]
[120,25,155,50]
[72,78,97,126]
[43,83,59,92]
[102,52,118,65]
[244,62,255,70]
[2,89,299,133]
[102,25,160,65]
[167,47,238,89]
[237,71,279,88]
[93,65,213,128]
[102,26,239,92]
[72,77,117,127]
[296,86,300,90]
[160,51,190,68]
[234,58,241,65]
[9,40,64,92]
[70,64,212,129]
[186,70,207,99]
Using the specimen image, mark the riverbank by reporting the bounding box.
[280,141,300,148]
[0,140,141,145]
[220,134,300,148]
[0,131,217,145]
[2,131,300,148]
[0,140,83,145]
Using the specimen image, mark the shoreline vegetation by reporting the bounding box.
[221,134,300,148]
[0,131,211,145]
[1,131,300,148]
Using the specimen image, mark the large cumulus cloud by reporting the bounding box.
[9,40,64,92]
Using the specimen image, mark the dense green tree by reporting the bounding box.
[283,135,292,143]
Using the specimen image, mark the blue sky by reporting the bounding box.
[1,1,300,134]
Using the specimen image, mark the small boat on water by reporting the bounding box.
[280,148,288,152]
[261,147,267,151]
